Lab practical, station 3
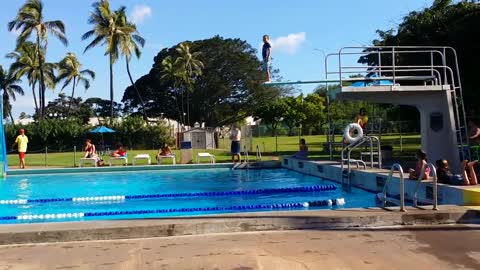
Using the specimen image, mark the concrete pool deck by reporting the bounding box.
[0,205,479,245]
[1,226,480,269]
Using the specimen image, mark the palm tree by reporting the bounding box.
[6,42,39,113]
[116,7,147,119]
[82,0,127,118]
[57,53,96,115]
[8,0,68,120]
[160,56,184,122]
[7,42,57,117]
[174,43,204,125]
[0,65,25,123]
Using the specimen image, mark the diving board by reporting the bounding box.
[263,75,436,86]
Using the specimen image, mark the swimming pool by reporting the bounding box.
[0,168,377,224]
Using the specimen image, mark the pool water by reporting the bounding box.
[0,169,377,224]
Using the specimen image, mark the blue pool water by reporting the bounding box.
[0,169,377,224]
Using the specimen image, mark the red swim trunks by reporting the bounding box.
[19,152,26,159]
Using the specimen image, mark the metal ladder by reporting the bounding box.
[413,162,438,210]
[340,136,381,188]
[443,48,470,161]
[255,145,262,161]
[381,163,406,212]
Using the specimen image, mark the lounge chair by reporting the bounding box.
[79,157,98,167]
[157,154,176,165]
[109,155,128,166]
[132,154,151,165]
[197,153,215,164]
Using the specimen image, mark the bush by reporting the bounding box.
[4,117,175,152]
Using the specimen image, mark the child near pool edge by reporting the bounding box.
[408,149,430,180]
[292,139,308,159]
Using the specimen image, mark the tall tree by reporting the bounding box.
[8,0,68,119]
[160,56,183,121]
[123,36,286,126]
[82,0,131,118]
[116,7,147,119]
[359,0,480,113]
[57,52,95,115]
[174,42,204,126]
[6,42,40,113]
[0,65,25,123]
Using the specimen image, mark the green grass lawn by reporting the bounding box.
[7,134,421,168]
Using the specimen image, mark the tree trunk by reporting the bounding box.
[31,81,39,114]
[187,90,190,126]
[36,34,45,120]
[181,90,185,125]
[126,58,147,120]
[67,76,76,115]
[109,54,114,118]
[9,111,14,124]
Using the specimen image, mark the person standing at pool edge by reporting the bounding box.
[262,34,272,82]
[230,126,242,163]
[13,128,28,169]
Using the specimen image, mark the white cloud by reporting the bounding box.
[130,5,152,24]
[269,32,306,54]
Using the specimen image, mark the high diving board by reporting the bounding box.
[263,75,436,86]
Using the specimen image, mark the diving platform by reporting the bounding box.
[267,46,468,174]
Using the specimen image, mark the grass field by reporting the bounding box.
[7,134,421,168]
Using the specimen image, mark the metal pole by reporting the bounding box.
[74,145,77,167]
[275,130,278,154]
[378,51,382,77]
[392,47,396,86]
[430,51,434,85]
[442,48,448,85]
[44,147,47,168]
[399,121,403,152]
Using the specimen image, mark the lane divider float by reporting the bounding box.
[0,198,346,221]
[0,185,337,205]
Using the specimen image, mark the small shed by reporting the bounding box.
[182,127,216,149]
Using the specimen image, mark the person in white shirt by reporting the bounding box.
[230,126,242,162]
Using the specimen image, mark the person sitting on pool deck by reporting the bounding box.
[436,159,478,185]
[408,149,430,180]
[156,143,174,159]
[292,139,309,159]
[111,143,127,157]
[84,139,104,166]
[84,139,98,159]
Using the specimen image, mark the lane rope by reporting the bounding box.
[0,184,337,205]
[0,198,346,221]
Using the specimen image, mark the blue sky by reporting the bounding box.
[0,0,433,118]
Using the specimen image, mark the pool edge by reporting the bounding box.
[0,205,478,245]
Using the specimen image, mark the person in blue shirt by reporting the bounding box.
[262,35,272,82]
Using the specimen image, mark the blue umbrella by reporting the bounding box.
[89,126,116,150]
[90,126,116,133]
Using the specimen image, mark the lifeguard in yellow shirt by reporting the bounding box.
[13,128,29,169]
[355,108,369,130]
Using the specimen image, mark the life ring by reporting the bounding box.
[343,123,364,144]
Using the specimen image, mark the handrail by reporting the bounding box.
[413,162,438,210]
[243,145,249,163]
[382,163,406,212]
[256,145,262,161]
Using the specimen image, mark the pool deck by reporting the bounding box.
[2,226,480,270]
[0,205,479,245]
